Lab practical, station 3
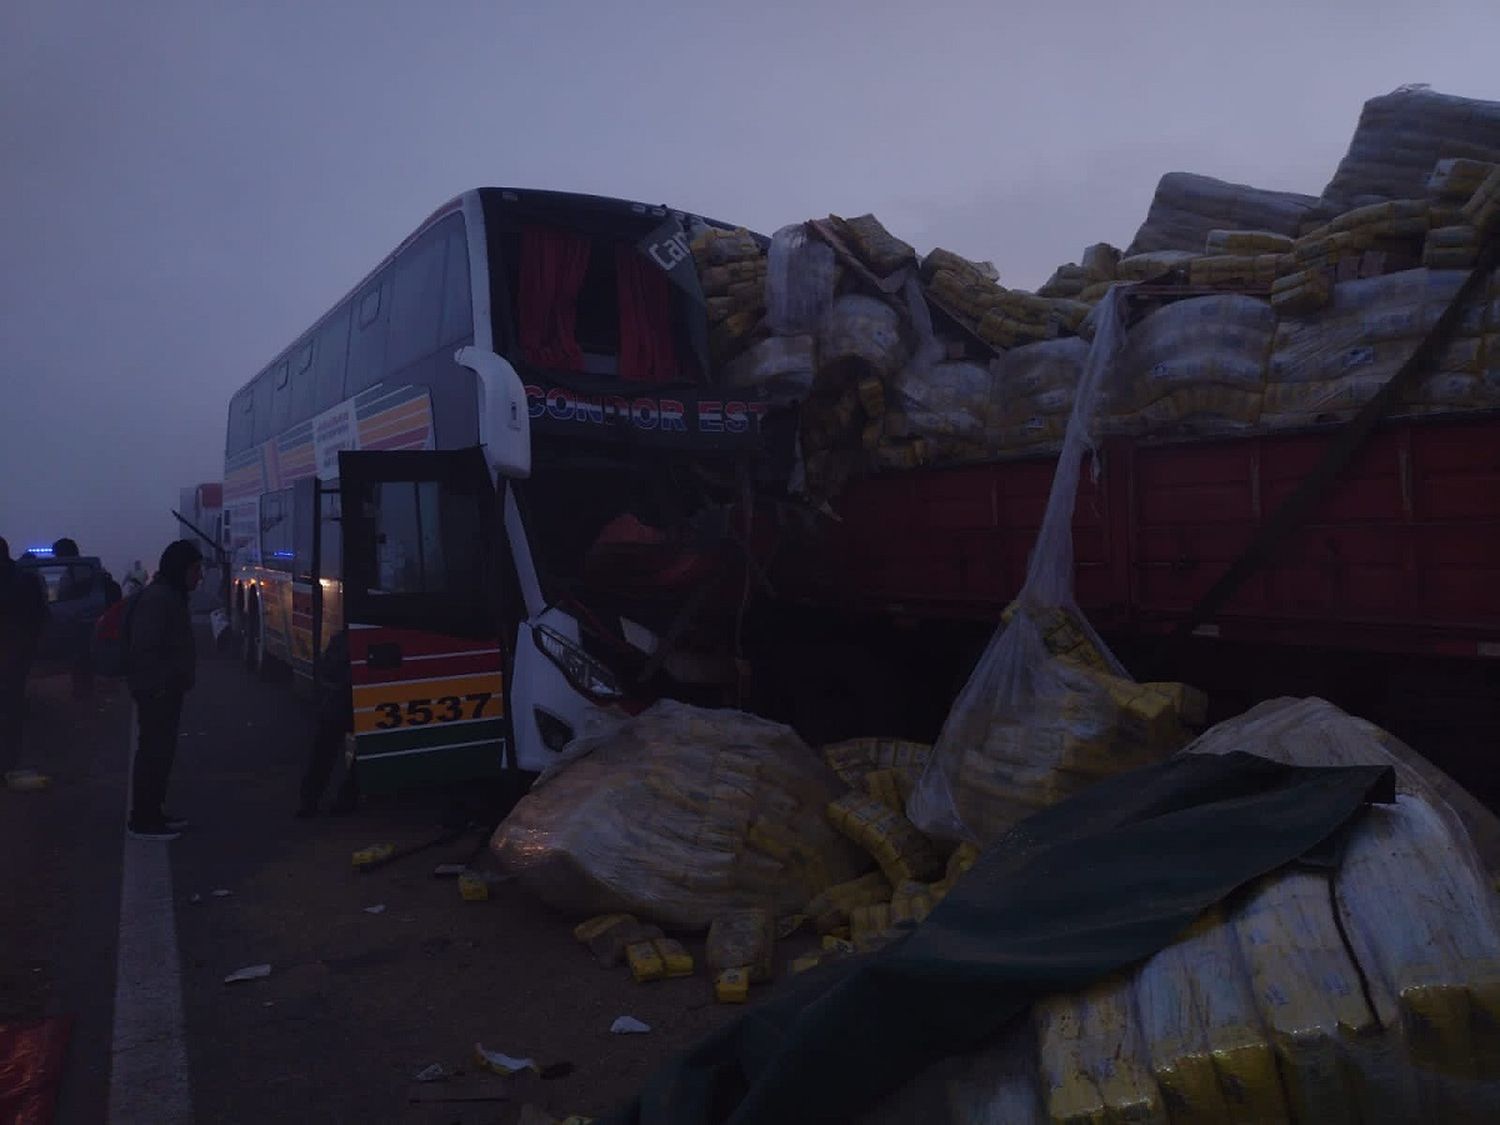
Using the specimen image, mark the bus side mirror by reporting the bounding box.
[456,346,532,481]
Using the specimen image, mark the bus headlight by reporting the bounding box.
[533,624,622,700]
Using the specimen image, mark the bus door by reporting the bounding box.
[338,447,507,792]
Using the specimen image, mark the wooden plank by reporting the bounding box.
[805,219,913,328]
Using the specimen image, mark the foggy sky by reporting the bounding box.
[3,0,1498,576]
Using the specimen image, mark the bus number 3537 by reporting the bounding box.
[373,693,494,729]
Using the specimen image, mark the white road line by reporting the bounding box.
[108,702,193,1124]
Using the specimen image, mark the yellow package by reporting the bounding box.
[458,873,490,901]
[706,908,774,982]
[827,791,945,886]
[351,843,395,869]
[626,941,666,983]
[822,934,857,955]
[790,953,824,975]
[715,967,749,1003]
[573,913,635,944]
[1035,978,1164,1125]
[655,937,695,979]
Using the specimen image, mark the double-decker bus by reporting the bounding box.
[223,188,778,793]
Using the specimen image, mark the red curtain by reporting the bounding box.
[616,244,680,384]
[519,225,592,372]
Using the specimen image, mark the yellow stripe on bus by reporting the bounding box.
[352,673,503,710]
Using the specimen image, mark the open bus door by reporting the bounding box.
[338,447,508,793]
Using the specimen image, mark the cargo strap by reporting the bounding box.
[1151,238,1500,674]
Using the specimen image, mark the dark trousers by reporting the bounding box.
[0,668,26,774]
[132,691,184,823]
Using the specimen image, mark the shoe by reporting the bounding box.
[128,819,181,841]
[161,811,190,831]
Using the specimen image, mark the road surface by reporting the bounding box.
[2,628,772,1124]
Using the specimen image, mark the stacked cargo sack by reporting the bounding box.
[866,698,1500,1122]
[1104,293,1275,438]
[691,225,767,366]
[1127,171,1317,256]
[1316,86,1500,219]
[488,700,868,929]
[1264,267,1497,426]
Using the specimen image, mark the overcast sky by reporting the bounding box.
[3,0,1499,575]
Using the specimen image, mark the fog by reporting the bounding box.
[3,0,1498,575]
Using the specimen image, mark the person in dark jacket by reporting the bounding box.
[296,628,359,817]
[1,537,48,775]
[125,539,203,839]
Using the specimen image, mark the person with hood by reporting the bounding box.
[125,539,203,840]
[1,536,48,775]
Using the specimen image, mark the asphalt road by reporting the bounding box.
[4,632,772,1124]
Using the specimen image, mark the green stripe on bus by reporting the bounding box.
[355,718,507,757]
[356,740,506,793]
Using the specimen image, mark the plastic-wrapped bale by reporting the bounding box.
[921,246,997,286]
[1038,263,1089,299]
[766,224,837,337]
[1272,267,1335,315]
[1228,870,1382,1124]
[1462,164,1500,235]
[1133,907,1289,1124]
[1187,253,1284,289]
[992,338,1087,453]
[1429,158,1500,201]
[1116,249,1198,283]
[1336,796,1500,1103]
[1081,242,1122,282]
[1034,977,1167,1125]
[1203,228,1296,256]
[720,334,815,402]
[1263,267,1475,425]
[833,214,918,277]
[1424,224,1483,270]
[489,701,868,930]
[817,294,908,382]
[1128,171,1317,256]
[910,600,1204,843]
[1106,294,1273,437]
[884,359,1001,463]
[1318,87,1500,215]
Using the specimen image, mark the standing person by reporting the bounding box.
[125,539,203,840]
[1,537,48,775]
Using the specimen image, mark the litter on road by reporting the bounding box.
[223,964,272,985]
[610,1016,651,1035]
[411,1063,446,1083]
[362,904,386,914]
[472,1043,535,1076]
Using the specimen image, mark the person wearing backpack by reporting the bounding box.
[125,539,203,840]
[1,536,48,776]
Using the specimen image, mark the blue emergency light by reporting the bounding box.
[27,546,55,557]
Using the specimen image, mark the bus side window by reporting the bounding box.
[228,388,254,453]
[270,360,292,432]
[290,341,316,422]
[388,227,446,374]
[440,217,472,346]
[314,304,352,411]
[347,275,389,395]
[251,372,274,445]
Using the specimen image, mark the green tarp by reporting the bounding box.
[608,751,1395,1125]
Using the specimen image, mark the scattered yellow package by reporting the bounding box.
[458,873,490,901]
[655,938,695,979]
[626,941,666,983]
[573,913,635,944]
[351,843,395,869]
[827,791,945,886]
[706,908,774,982]
[790,953,824,975]
[715,968,749,1003]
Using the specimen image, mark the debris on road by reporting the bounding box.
[472,1042,536,1076]
[363,904,386,914]
[713,968,749,1004]
[432,863,466,877]
[4,769,51,791]
[411,1063,446,1083]
[223,964,272,984]
[351,843,395,870]
[188,893,203,905]
[211,889,232,898]
[610,1016,651,1035]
